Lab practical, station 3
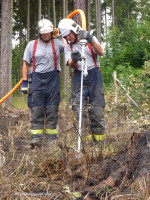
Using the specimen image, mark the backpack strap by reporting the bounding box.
[33,40,38,72]
[51,39,57,70]
[87,43,97,68]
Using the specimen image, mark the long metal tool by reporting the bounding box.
[77,39,87,153]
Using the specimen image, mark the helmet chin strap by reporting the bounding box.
[73,33,78,44]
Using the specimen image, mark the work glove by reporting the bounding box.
[79,30,93,44]
[21,80,29,94]
[71,51,82,63]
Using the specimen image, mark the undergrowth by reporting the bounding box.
[0,64,150,199]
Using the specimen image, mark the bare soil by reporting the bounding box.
[0,106,150,200]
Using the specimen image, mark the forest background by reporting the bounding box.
[0,0,149,114]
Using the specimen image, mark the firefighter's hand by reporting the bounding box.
[79,30,93,44]
[71,51,82,63]
[21,80,29,94]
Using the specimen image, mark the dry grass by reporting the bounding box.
[0,96,150,199]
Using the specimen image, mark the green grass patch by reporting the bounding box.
[12,96,28,110]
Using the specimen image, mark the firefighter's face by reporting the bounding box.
[40,32,52,42]
[65,31,76,43]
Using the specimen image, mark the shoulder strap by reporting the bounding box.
[33,40,38,72]
[87,43,97,67]
[51,39,57,70]
[70,43,73,51]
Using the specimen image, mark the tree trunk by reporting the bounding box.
[7,0,13,104]
[48,0,50,19]
[63,0,66,18]
[126,0,130,27]
[104,2,108,54]
[62,0,69,101]
[95,0,101,42]
[53,0,56,27]
[112,0,115,27]
[104,3,107,37]
[86,0,90,32]
[0,0,13,105]
[73,0,86,27]
[99,0,102,43]
[19,0,23,92]
[38,0,41,21]
[65,0,68,16]
[27,0,30,44]
[0,0,8,100]
[95,0,98,37]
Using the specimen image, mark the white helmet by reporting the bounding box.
[58,19,81,37]
[38,19,53,34]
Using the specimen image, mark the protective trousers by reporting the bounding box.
[71,67,105,143]
[27,71,60,140]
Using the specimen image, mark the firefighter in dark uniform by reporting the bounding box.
[21,19,64,149]
[58,18,105,145]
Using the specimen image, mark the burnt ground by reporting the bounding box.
[0,106,150,200]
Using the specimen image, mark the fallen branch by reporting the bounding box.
[116,78,149,116]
